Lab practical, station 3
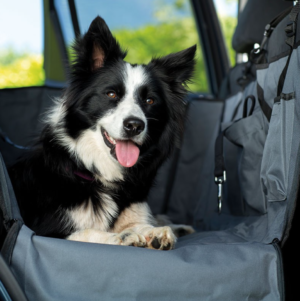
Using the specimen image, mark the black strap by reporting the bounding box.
[214,132,225,179]
[270,6,293,28]
[277,2,300,97]
[215,96,227,179]
[214,101,227,213]
[257,83,272,122]
[243,95,256,118]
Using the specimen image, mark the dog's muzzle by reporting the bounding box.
[101,126,142,168]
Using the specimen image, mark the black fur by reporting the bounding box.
[9,16,196,239]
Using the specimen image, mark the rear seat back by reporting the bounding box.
[150,0,294,230]
[0,86,62,167]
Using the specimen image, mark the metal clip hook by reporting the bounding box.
[214,171,226,214]
[217,182,222,213]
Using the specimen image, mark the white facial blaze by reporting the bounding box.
[99,63,148,144]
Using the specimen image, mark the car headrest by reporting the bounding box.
[232,0,292,53]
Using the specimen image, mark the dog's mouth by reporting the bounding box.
[101,127,140,168]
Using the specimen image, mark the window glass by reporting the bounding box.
[54,0,75,58]
[74,0,209,93]
[213,0,238,66]
[0,0,44,88]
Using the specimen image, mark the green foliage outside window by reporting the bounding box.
[112,17,208,92]
[0,49,44,88]
[219,15,237,66]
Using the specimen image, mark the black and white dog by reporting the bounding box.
[9,16,196,250]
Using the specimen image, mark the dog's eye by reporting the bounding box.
[146,98,154,105]
[107,91,117,99]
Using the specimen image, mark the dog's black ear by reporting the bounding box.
[74,16,126,72]
[150,45,197,84]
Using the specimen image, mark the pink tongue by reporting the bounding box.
[115,140,140,167]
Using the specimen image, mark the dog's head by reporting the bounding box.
[48,16,196,182]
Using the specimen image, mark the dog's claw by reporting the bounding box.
[144,226,176,250]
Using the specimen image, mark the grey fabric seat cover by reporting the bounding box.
[2,3,300,301]
[11,225,281,301]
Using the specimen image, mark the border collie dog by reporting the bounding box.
[10,16,196,250]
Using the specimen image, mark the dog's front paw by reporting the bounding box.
[143,226,176,250]
[118,229,147,247]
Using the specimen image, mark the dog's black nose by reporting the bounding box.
[123,118,145,137]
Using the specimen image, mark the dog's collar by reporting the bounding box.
[74,170,94,182]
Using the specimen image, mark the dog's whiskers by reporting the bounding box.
[143,133,151,146]
[147,117,159,122]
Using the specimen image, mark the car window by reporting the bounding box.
[213,0,238,66]
[59,0,210,93]
[0,0,215,93]
[0,0,44,88]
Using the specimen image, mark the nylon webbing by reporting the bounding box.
[257,83,272,122]
[271,6,293,28]
[214,132,224,178]
[277,2,300,97]
[214,101,226,214]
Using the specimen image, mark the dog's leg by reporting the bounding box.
[67,228,147,247]
[112,203,177,250]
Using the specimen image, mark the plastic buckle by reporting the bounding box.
[264,24,273,37]
[285,21,296,37]
[214,171,226,214]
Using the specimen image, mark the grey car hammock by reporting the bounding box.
[0,0,299,300]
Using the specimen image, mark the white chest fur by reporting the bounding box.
[68,193,118,231]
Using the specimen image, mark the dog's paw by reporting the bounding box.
[143,226,176,250]
[118,229,147,247]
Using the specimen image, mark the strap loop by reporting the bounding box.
[285,21,296,37]
[278,2,300,96]
[243,95,256,118]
